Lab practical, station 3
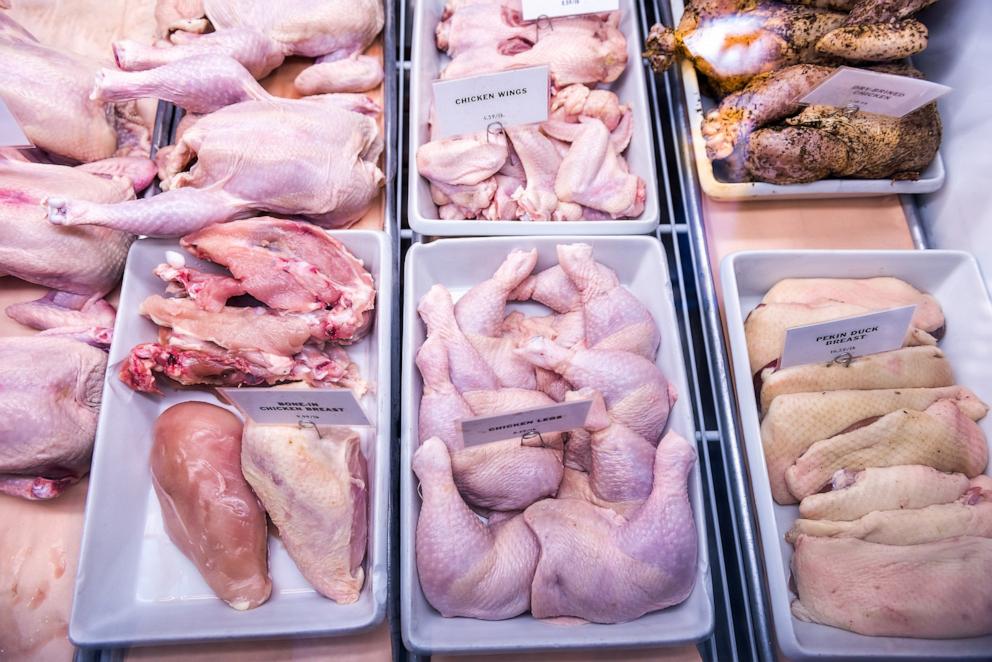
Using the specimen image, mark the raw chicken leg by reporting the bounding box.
[454,249,537,337]
[151,402,270,610]
[761,385,986,504]
[416,335,474,450]
[798,465,972,521]
[295,53,384,95]
[515,336,676,443]
[6,292,117,349]
[791,535,992,638]
[0,337,106,500]
[785,399,989,499]
[556,243,660,358]
[510,265,582,313]
[418,285,499,393]
[413,437,539,619]
[758,346,954,413]
[525,431,697,623]
[241,423,367,603]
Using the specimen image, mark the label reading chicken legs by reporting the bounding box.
[219,388,371,427]
[800,67,950,118]
[521,0,619,20]
[432,65,550,139]
[460,398,593,447]
[0,97,32,148]
[778,305,917,370]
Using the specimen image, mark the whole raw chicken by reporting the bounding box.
[114,0,385,95]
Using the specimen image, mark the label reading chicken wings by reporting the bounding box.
[0,97,32,148]
[432,65,549,139]
[778,305,917,370]
[219,388,371,427]
[460,398,593,447]
[799,67,950,118]
[521,0,619,20]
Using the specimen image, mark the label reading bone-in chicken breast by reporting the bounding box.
[461,398,592,446]
[800,67,950,118]
[433,66,550,139]
[778,305,917,370]
[521,0,619,20]
[0,97,32,148]
[219,388,371,427]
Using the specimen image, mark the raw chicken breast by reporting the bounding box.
[151,402,270,610]
[791,535,992,638]
[798,465,973,521]
[241,423,367,604]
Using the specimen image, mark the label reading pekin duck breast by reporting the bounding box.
[779,305,917,369]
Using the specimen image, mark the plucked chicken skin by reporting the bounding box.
[151,402,271,610]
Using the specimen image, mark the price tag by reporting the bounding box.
[521,0,619,20]
[778,305,916,370]
[460,398,592,447]
[219,387,371,427]
[799,67,950,118]
[432,65,549,139]
[0,97,32,148]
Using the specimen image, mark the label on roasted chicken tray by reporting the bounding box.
[0,97,32,148]
[799,67,950,118]
[432,65,550,139]
[219,388,371,427]
[521,0,619,20]
[778,305,917,370]
[460,398,593,447]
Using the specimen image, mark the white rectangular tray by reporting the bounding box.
[70,231,391,647]
[400,236,713,654]
[671,0,945,201]
[408,0,660,235]
[720,249,992,659]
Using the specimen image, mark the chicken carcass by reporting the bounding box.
[757,345,954,414]
[791,534,992,638]
[48,98,384,236]
[241,423,367,603]
[761,385,986,504]
[785,399,989,499]
[151,402,271,610]
[0,337,106,500]
[413,436,539,619]
[798,465,973,521]
[115,0,384,95]
[0,14,148,162]
[525,431,697,623]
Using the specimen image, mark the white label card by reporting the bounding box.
[219,388,371,427]
[799,67,950,118]
[778,305,917,370]
[460,399,592,447]
[432,65,549,139]
[0,98,32,148]
[521,0,619,20]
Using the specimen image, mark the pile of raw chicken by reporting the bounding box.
[416,3,646,221]
[413,244,698,622]
[746,277,992,638]
[647,0,943,184]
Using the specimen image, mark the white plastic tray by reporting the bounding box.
[671,0,946,201]
[70,231,391,647]
[408,0,660,235]
[720,249,992,659]
[400,236,713,654]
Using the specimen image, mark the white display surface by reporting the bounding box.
[400,237,713,654]
[721,250,992,660]
[408,0,660,235]
[70,233,391,646]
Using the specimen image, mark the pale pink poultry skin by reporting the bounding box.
[241,423,368,604]
[151,402,271,610]
[418,284,499,393]
[525,431,697,623]
[791,534,992,638]
[115,0,384,95]
[0,337,106,500]
[413,436,539,619]
[0,14,149,162]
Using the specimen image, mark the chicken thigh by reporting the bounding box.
[151,402,270,610]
